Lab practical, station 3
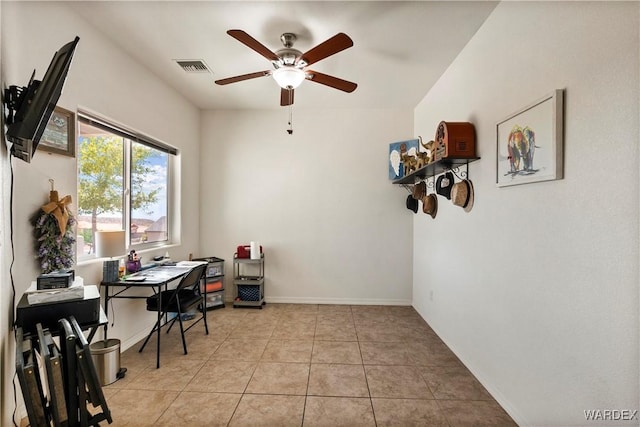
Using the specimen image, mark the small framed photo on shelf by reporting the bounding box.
[496,89,564,187]
[39,106,75,157]
[389,138,419,180]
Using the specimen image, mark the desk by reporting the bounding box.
[101,264,196,369]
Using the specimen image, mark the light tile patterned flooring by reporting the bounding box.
[100,303,517,426]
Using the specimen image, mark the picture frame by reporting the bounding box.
[496,89,564,187]
[38,106,75,157]
[389,138,419,180]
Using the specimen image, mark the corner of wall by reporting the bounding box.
[1,2,22,424]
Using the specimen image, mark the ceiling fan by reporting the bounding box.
[215,30,357,106]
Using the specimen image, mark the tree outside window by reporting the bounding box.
[77,118,169,256]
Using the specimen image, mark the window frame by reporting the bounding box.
[76,112,177,261]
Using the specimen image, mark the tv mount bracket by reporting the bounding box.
[3,70,39,126]
[4,86,23,126]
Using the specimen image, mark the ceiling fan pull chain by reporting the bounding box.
[287,102,293,135]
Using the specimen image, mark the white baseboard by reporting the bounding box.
[121,325,156,352]
[412,305,526,426]
[265,296,412,306]
[120,298,412,352]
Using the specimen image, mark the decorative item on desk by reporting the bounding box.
[96,230,125,282]
[118,260,125,278]
[126,250,142,273]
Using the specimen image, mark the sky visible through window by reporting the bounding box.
[132,146,168,221]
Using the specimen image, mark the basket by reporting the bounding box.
[126,260,141,273]
[237,285,260,301]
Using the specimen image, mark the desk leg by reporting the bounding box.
[156,284,161,369]
[88,326,98,343]
[103,284,110,341]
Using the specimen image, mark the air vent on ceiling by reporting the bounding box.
[175,60,211,73]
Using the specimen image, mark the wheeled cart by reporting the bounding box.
[233,253,265,308]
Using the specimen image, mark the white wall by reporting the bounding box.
[0,2,12,425]
[1,3,200,422]
[200,108,414,305]
[413,2,639,426]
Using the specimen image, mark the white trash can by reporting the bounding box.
[90,339,121,385]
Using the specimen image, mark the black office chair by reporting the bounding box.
[139,264,208,363]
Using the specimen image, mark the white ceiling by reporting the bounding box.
[66,1,498,110]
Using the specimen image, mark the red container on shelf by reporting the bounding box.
[236,245,262,258]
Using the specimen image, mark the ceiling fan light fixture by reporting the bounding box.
[273,66,305,89]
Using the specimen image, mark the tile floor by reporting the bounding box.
[99,303,518,426]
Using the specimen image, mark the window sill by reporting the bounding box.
[76,243,180,266]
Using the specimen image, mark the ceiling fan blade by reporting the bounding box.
[227,29,280,62]
[215,70,271,85]
[301,33,354,66]
[280,88,294,106]
[306,70,357,93]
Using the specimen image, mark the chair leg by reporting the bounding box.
[166,315,178,334]
[202,296,209,335]
[176,306,188,355]
[139,317,162,352]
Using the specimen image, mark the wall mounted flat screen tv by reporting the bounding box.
[5,36,79,163]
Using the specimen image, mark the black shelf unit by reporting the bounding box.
[393,157,480,185]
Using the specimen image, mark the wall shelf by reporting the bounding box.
[392,157,480,185]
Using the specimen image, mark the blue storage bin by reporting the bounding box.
[238,285,260,301]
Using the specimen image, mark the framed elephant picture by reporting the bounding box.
[496,89,564,187]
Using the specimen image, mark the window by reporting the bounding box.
[76,114,176,258]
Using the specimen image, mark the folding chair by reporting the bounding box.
[139,264,208,366]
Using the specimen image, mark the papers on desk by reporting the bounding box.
[26,277,85,305]
[126,265,194,282]
[176,260,208,268]
[120,262,205,284]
